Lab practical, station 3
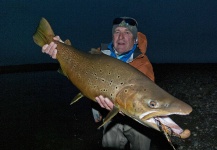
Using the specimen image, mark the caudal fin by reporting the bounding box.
[33,18,55,47]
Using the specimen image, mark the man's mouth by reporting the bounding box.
[118,42,125,45]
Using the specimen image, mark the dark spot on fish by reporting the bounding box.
[102,79,105,82]
[108,72,111,75]
[100,89,107,92]
[124,89,128,93]
[120,82,124,85]
[117,75,120,78]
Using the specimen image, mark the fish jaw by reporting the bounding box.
[125,110,191,139]
[125,113,191,139]
[130,97,192,138]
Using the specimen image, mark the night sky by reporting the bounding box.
[1,0,217,66]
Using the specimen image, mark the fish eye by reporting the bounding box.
[148,100,157,108]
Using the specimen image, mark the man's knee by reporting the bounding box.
[123,125,151,150]
[102,124,127,149]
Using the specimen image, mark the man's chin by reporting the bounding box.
[115,47,127,54]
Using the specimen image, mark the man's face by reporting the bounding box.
[113,27,135,54]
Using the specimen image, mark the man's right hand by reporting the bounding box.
[42,36,63,59]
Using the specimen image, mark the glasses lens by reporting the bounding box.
[125,19,137,26]
[113,18,137,26]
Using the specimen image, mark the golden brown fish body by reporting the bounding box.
[33,18,192,139]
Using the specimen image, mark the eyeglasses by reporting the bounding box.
[113,17,138,27]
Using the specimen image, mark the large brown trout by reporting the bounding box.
[33,18,192,141]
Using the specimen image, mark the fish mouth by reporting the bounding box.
[153,116,191,139]
[135,115,191,149]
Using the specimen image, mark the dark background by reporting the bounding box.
[1,0,217,66]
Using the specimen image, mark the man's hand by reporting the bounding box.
[95,95,114,111]
[96,95,124,116]
[42,36,63,59]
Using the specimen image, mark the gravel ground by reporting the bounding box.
[0,63,217,150]
[153,64,217,150]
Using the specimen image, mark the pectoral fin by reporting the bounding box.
[70,92,84,105]
[98,105,119,129]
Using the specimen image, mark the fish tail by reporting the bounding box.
[33,18,55,47]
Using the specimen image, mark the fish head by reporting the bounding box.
[115,83,192,138]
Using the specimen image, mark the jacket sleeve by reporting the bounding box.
[129,32,155,82]
[129,55,155,82]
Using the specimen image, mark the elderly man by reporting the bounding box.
[42,17,154,150]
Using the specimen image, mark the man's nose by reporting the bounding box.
[118,33,124,39]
